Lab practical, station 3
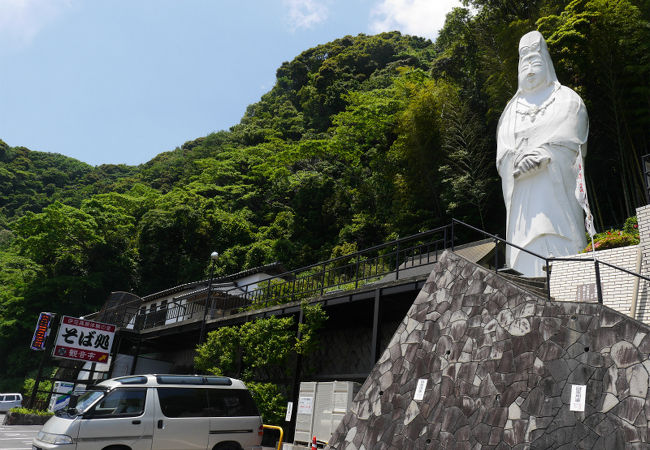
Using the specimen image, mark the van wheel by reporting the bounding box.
[213,443,242,450]
[102,446,131,450]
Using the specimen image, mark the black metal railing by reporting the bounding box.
[91,226,449,330]
[92,218,650,331]
[217,225,450,311]
[450,218,650,305]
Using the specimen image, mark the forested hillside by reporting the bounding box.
[1,0,648,387]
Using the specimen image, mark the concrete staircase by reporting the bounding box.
[496,272,552,300]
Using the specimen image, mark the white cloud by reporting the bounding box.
[283,0,329,30]
[369,0,463,40]
[0,0,72,48]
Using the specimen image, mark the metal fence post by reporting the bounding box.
[321,263,327,295]
[355,254,361,289]
[451,221,455,251]
[546,258,552,301]
[494,236,499,273]
[595,259,604,304]
[395,240,401,280]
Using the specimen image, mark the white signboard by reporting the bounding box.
[298,396,313,415]
[570,385,586,411]
[48,381,75,412]
[53,316,116,363]
[576,283,601,302]
[414,379,428,401]
[285,401,293,421]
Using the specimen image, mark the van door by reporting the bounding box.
[206,388,262,449]
[153,387,209,450]
[76,387,153,450]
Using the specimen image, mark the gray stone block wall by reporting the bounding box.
[326,251,650,449]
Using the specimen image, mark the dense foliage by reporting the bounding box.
[194,302,328,425]
[1,1,648,385]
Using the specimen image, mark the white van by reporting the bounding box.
[0,393,23,412]
[32,374,263,450]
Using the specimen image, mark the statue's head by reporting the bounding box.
[517,31,558,94]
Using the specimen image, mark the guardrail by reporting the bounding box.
[90,226,450,330]
[92,218,650,331]
[450,218,650,304]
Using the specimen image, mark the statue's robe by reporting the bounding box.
[497,84,589,276]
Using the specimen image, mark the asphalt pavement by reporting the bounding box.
[0,414,41,450]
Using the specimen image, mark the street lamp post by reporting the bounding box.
[198,251,219,345]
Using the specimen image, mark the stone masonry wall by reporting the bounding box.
[327,251,650,449]
[549,245,640,318]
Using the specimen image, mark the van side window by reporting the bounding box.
[207,390,259,417]
[157,388,207,417]
[92,388,146,418]
[156,388,259,418]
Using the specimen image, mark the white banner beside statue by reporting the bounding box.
[497,30,590,276]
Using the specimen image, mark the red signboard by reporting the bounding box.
[30,312,53,351]
[52,316,116,363]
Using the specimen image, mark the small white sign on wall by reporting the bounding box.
[298,396,313,414]
[414,379,428,401]
[285,401,293,421]
[570,385,586,411]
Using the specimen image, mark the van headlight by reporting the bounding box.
[37,431,74,445]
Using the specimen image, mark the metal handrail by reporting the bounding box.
[262,425,284,450]
[218,226,449,311]
[97,219,650,330]
[451,218,650,304]
[97,226,449,329]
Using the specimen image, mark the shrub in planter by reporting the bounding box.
[582,216,640,252]
[3,408,53,425]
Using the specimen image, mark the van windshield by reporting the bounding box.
[75,390,105,413]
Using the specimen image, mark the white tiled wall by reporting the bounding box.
[549,205,650,324]
[549,245,640,317]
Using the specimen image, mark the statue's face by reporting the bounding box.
[518,53,547,93]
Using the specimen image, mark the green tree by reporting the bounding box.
[538,0,650,225]
[194,303,327,425]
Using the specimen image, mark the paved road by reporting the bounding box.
[0,414,41,450]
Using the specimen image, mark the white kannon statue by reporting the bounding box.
[497,31,589,276]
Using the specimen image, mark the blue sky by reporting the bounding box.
[0,0,462,166]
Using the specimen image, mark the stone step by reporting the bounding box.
[497,272,551,299]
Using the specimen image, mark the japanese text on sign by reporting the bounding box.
[297,397,313,415]
[53,316,115,363]
[31,312,53,351]
[414,379,428,401]
[570,385,586,412]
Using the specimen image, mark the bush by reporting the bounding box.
[245,381,287,426]
[10,407,53,416]
[22,376,52,407]
[583,225,639,253]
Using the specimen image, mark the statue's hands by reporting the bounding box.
[513,148,550,179]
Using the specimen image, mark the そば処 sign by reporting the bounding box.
[53,316,116,363]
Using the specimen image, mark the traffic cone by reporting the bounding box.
[311,436,317,450]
